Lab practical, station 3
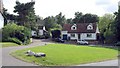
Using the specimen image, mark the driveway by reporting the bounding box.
[2,39,47,66]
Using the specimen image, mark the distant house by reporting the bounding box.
[31,16,46,37]
[61,23,100,41]
[0,0,4,29]
[31,26,46,36]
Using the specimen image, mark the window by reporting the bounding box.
[71,24,77,30]
[71,34,75,37]
[72,27,76,30]
[87,24,93,30]
[87,34,92,38]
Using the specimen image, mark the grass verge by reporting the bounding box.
[11,44,118,66]
[0,42,20,48]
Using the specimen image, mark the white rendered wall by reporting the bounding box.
[80,33,96,40]
[69,33,78,40]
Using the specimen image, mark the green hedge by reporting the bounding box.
[2,23,31,45]
[7,38,22,45]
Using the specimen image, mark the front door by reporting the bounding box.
[63,34,68,40]
[78,34,80,40]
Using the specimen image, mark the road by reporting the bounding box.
[2,39,46,66]
[78,59,118,66]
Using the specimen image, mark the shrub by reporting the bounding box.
[7,38,22,45]
[2,23,31,45]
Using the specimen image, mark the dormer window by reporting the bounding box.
[71,24,77,30]
[87,23,93,30]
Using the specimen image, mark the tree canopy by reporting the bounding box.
[114,6,120,42]
[73,12,99,23]
[14,1,36,30]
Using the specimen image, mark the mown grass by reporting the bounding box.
[0,42,20,48]
[11,44,118,66]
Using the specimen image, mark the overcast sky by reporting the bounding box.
[3,0,120,18]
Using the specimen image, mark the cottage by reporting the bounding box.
[31,26,46,36]
[61,23,100,42]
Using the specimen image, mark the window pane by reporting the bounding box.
[87,34,92,38]
[71,34,75,37]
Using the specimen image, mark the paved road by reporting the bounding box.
[78,59,118,66]
[2,39,47,66]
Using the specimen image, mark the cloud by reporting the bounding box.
[95,0,119,13]
[95,0,111,5]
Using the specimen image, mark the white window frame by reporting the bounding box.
[86,34,92,38]
[87,24,93,30]
[71,24,77,30]
[71,34,75,37]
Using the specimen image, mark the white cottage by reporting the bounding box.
[61,23,100,41]
[32,26,46,37]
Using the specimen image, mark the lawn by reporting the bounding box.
[11,44,118,66]
[0,42,20,48]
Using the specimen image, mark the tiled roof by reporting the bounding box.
[62,23,96,33]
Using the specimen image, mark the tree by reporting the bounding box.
[98,13,116,44]
[44,16,57,31]
[82,13,99,23]
[2,23,31,45]
[3,8,17,25]
[66,18,73,24]
[114,6,120,42]
[98,14,115,34]
[51,30,61,38]
[14,1,36,30]
[73,12,99,23]
[55,12,66,26]
[73,12,83,23]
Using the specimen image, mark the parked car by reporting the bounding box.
[77,40,89,45]
[54,38,65,43]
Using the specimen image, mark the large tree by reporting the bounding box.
[3,8,17,25]
[55,12,66,26]
[98,13,116,44]
[73,12,99,23]
[114,6,120,42]
[14,1,36,30]
[44,16,58,31]
[66,18,73,24]
[73,12,83,23]
[98,14,115,34]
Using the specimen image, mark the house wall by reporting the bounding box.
[0,13,4,29]
[80,33,96,40]
[61,31,68,34]
[32,30,37,36]
[39,30,43,35]
[69,33,78,40]
[61,31,68,39]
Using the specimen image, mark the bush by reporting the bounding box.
[2,23,31,45]
[7,38,22,45]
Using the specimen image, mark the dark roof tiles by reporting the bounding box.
[62,23,96,33]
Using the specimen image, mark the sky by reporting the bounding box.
[3,0,120,18]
